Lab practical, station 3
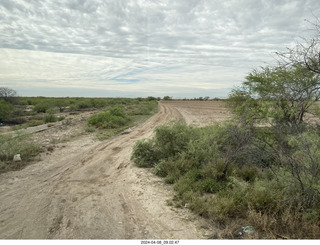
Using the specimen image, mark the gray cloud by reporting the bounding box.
[0,0,320,97]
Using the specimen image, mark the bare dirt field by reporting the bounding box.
[0,101,231,239]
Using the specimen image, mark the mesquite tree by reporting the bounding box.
[0,87,17,104]
[229,64,320,126]
[277,19,320,74]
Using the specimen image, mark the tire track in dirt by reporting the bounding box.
[0,102,215,239]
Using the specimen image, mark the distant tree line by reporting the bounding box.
[162,96,221,101]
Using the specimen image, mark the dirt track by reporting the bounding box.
[0,101,230,239]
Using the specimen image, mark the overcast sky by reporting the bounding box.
[1,0,320,98]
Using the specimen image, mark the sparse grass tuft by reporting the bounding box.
[0,133,39,173]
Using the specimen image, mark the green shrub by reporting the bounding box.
[69,104,79,111]
[43,113,58,123]
[207,195,240,221]
[180,190,211,217]
[89,98,107,108]
[134,101,157,115]
[27,120,44,127]
[246,180,283,213]
[153,160,169,177]
[238,165,260,183]
[132,120,199,168]
[185,125,220,164]
[194,178,225,194]
[33,102,51,113]
[131,139,160,168]
[0,100,13,122]
[174,169,202,196]
[76,100,93,109]
[136,104,153,115]
[201,158,235,181]
[155,155,200,180]
[109,106,126,117]
[85,124,96,132]
[87,106,130,129]
[153,121,197,158]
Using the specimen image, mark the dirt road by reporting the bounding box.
[0,101,230,239]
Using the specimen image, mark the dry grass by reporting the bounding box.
[248,208,320,239]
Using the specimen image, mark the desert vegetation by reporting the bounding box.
[2,17,320,241]
[131,116,320,238]
[0,93,158,173]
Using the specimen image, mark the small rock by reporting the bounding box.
[184,203,189,208]
[13,154,21,162]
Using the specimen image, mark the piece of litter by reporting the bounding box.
[242,226,255,234]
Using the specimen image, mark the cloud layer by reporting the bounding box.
[1,0,320,98]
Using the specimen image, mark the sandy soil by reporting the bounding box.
[0,101,230,239]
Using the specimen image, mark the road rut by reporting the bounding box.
[0,102,214,239]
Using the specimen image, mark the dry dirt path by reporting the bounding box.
[0,101,225,239]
